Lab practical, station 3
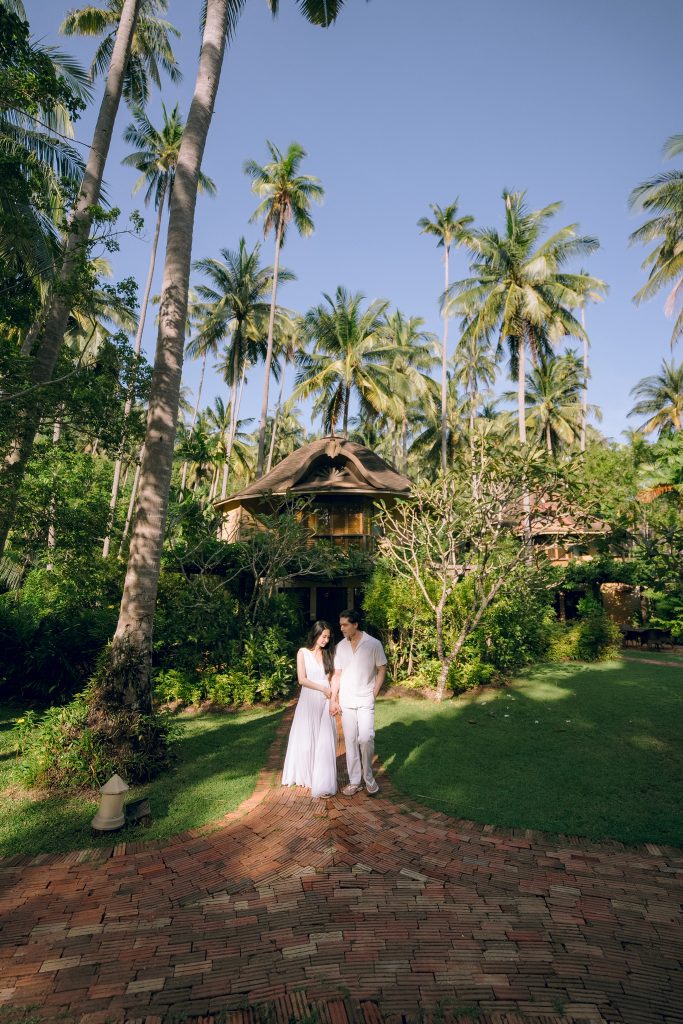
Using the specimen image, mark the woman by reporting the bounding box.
[282,620,338,798]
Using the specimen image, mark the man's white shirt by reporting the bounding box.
[334,633,387,709]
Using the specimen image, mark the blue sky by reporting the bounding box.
[25,0,683,442]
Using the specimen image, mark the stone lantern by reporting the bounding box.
[91,773,129,831]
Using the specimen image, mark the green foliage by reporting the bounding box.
[547,596,621,663]
[15,691,177,789]
[154,624,296,708]
[0,555,123,700]
[470,582,556,675]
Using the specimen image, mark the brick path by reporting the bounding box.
[0,709,681,1024]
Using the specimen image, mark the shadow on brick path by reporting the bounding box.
[0,707,681,1024]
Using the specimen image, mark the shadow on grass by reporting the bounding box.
[375,659,683,847]
[0,706,284,859]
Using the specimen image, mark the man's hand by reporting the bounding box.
[329,700,340,717]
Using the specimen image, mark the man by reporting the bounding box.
[330,609,387,797]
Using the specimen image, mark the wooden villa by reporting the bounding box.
[213,436,411,623]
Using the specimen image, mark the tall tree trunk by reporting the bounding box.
[220,343,240,498]
[401,417,407,474]
[266,359,287,475]
[517,337,527,445]
[0,0,140,558]
[103,180,167,557]
[256,218,283,478]
[441,246,450,474]
[118,449,142,556]
[46,413,62,570]
[546,420,553,454]
[107,0,230,708]
[343,384,350,438]
[179,348,207,497]
[580,307,587,453]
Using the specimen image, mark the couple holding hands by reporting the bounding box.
[282,609,387,799]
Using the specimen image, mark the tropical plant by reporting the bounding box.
[244,140,324,476]
[629,133,683,346]
[295,287,406,437]
[504,351,593,455]
[381,310,438,470]
[628,358,683,436]
[60,0,181,107]
[448,190,604,445]
[192,238,292,493]
[0,0,168,557]
[418,201,474,472]
[266,315,304,474]
[98,0,347,782]
[102,103,216,556]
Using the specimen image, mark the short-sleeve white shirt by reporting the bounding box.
[334,633,387,709]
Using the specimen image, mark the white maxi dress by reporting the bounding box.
[282,648,338,797]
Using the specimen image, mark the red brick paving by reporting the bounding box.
[0,708,681,1024]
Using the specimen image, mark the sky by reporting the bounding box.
[24,0,683,443]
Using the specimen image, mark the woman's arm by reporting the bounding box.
[296,649,332,697]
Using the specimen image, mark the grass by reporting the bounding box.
[0,703,283,857]
[375,656,683,847]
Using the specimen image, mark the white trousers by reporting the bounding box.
[341,705,375,787]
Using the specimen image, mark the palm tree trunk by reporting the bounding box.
[103,180,167,557]
[46,413,62,570]
[106,0,230,709]
[266,360,287,474]
[118,447,143,556]
[517,338,527,445]
[179,349,207,497]
[256,217,284,477]
[580,307,588,452]
[401,417,408,474]
[441,246,450,474]
[0,0,140,558]
[546,421,553,454]
[343,385,350,438]
[221,343,240,497]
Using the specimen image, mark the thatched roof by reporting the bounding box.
[214,436,411,512]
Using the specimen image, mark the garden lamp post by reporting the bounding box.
[91,774,129,831]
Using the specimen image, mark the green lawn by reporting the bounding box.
[375,657,683,847]
[0,704,283,857]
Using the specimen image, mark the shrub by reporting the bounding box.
[547,597,621,663]
[15,692,177,789]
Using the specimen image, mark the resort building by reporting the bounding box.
[214,435,411,623]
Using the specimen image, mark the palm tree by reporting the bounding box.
[572,272,606,451]
[409,375,468,477]
[244,141,324,477]
[193,239,292,494]
[60,0,181,107]
[265,396,306,469]
[381,311,438,471]
[108,0,346,725]
[0,0,181,557]
[630,134,683,347]
[452,332,497,441]
[448,190,603,445]
[102,104,216,556]
[295,288,406,437]
[266,316,304,474]
[628,359,683,436]
[505,351,590,455]
[418,201,474,473]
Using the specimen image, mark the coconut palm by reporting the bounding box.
[630,134,683,347]
[244,141,324,476]
[264,396,306,469]
[448,190,603,446]
[295,288,408,437]
[409,375,468,477]
[381,311,439,470]
[0,0,181,557]
[193,239,292,493]
[628,359,683,436]
[60,0,181,107]
[418,201,474,473]
[452,332,497,441]
[504,351,592,455]
[102,105,216,555]
[266,315,304,474]
[107,0,347,728]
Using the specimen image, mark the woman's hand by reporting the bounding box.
[322,686,332,699]
[329,699,339,717]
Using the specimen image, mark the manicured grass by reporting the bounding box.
[375,657,683,847]
[0,703,283,857]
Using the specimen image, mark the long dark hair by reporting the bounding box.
[306,620,336,680]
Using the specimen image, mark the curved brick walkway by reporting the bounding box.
[0,710,681,1024]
